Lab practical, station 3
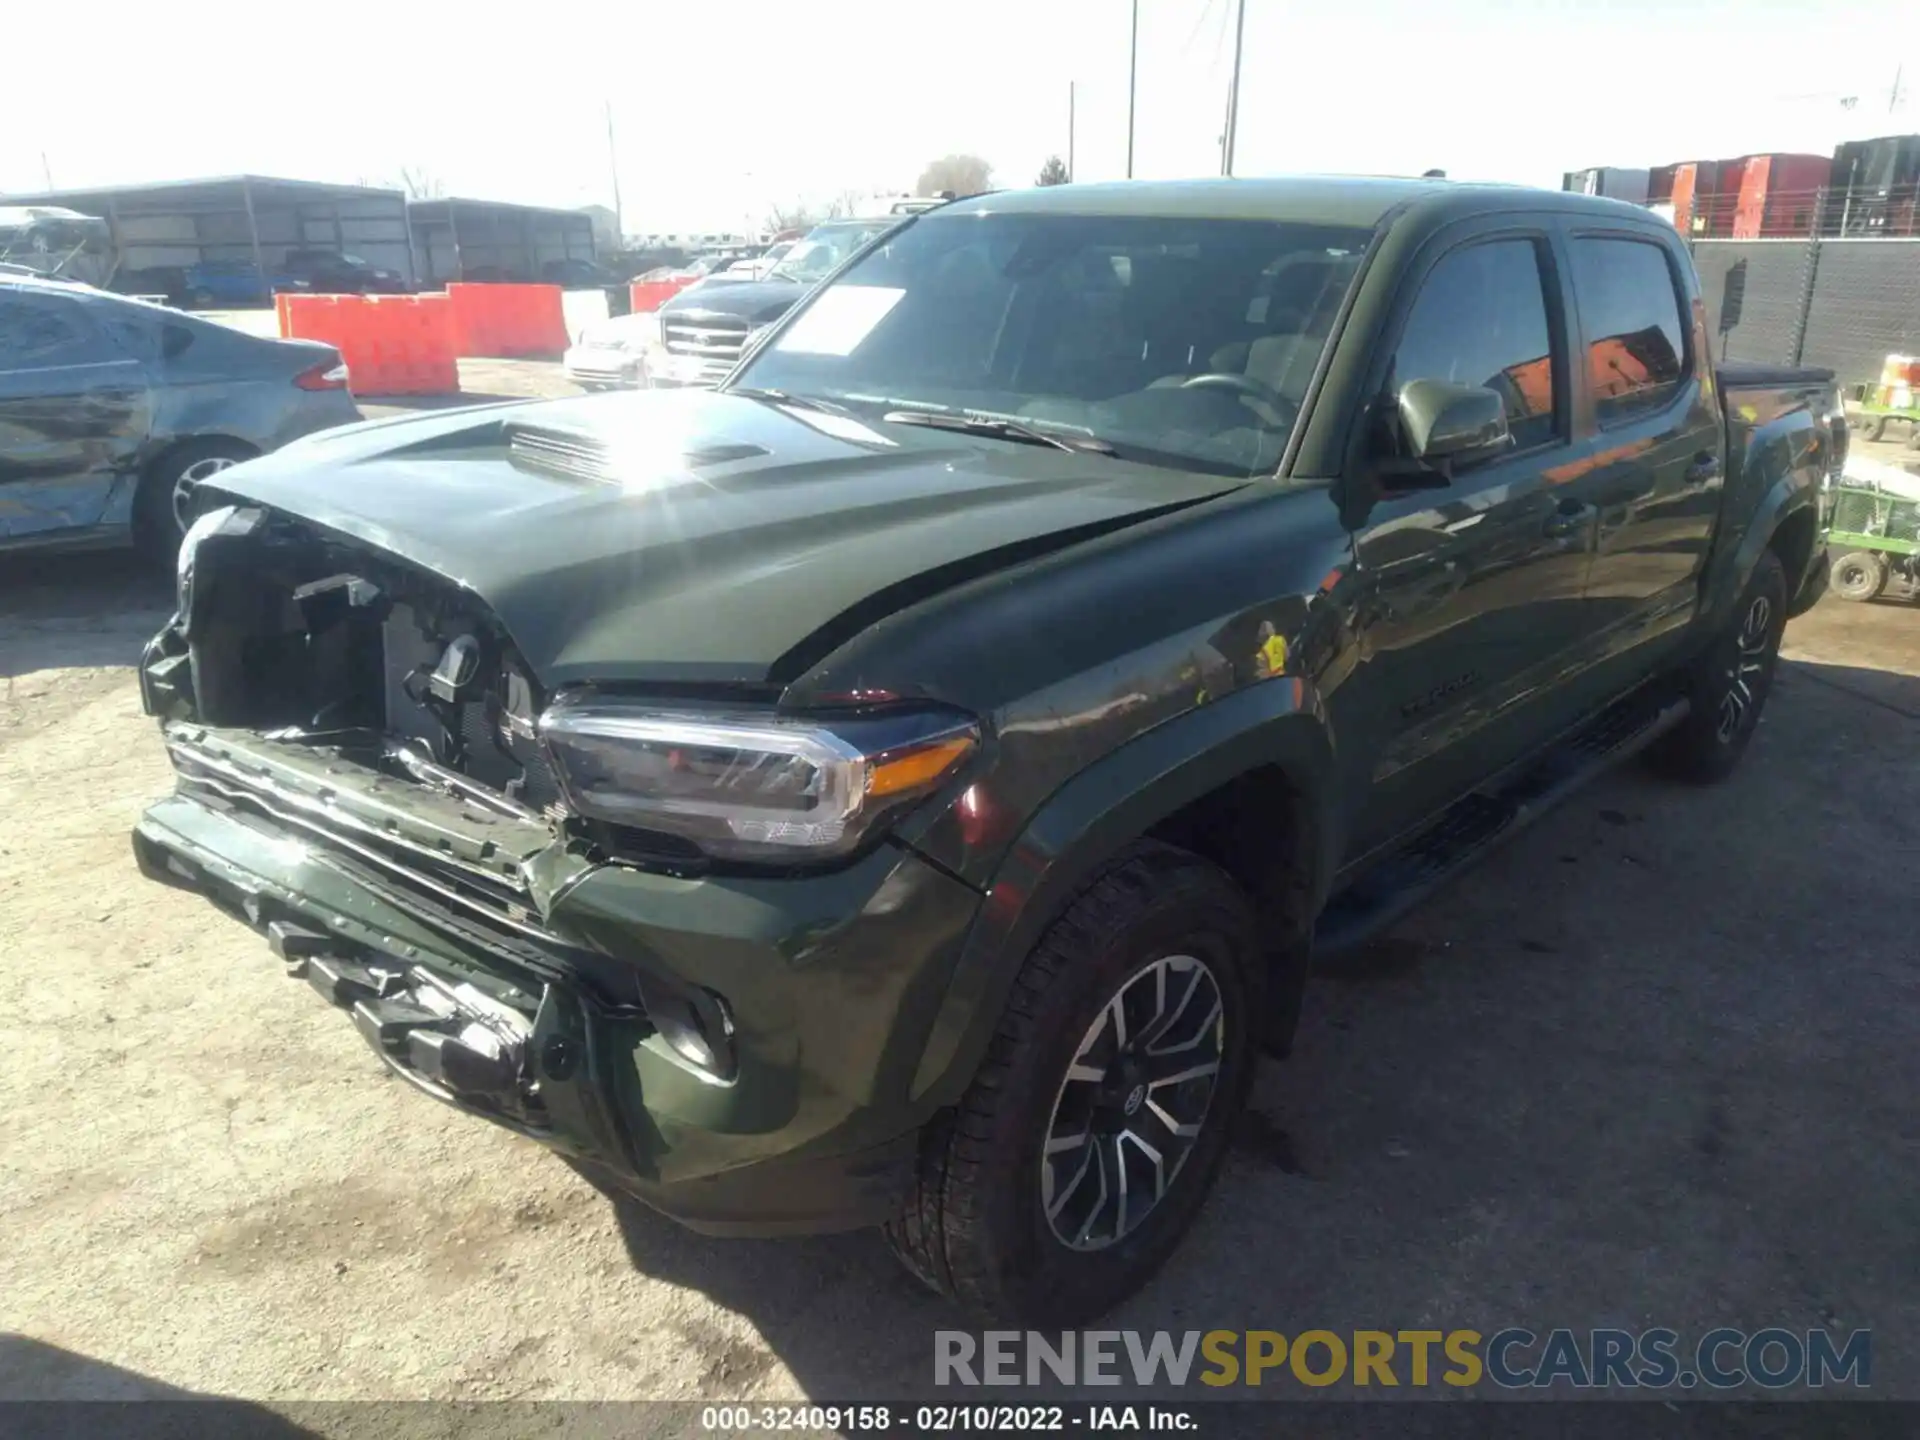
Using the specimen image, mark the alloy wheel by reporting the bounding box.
[1715,592,1775,743]
[1041,953,1225,1252]
[172,456,239,534]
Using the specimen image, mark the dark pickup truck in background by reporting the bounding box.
[133,177,1840,1323]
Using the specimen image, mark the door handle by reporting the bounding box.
[1542,498,1596,540]
[1684,452,1722,485]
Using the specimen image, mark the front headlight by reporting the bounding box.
[537,700,978,862]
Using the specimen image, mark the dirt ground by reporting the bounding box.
[3,367,1918,1415]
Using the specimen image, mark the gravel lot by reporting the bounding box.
[3,365,1917,1416]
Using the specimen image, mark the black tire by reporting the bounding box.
[189,288,216,309]
[1830,550,1888,603]
[1646,549,1789,784]
[885,841,1260,1324]
[1906,424,1920,451]
[133,438,257,567]
[1859,414,1888,443]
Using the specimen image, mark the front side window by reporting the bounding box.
[736,211,1372,477]
[1569,237,1688,424]
[1388,238,1559,451]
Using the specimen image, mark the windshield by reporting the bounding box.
[766,221,892,285]
[734,211,1370,477]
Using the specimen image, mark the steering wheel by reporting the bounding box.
[1179,371,1299,425]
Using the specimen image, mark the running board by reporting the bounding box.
[1314,687,1690,957]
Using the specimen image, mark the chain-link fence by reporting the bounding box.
[1696,235,1920,386]
[1681,185,1920,387]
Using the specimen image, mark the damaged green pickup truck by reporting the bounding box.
[136,178,1841,1323]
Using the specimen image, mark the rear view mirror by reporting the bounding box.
[1398,379,1511,466]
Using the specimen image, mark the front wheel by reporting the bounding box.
[1858,414,1888,443]
[1830,550,1888,602]
[885,842,1260,1324]
[1646,549,1788,784]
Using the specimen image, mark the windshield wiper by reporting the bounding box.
[728,387,854,417]
[879,409,1116,456]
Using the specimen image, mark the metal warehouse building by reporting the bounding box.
[0,175,418,292]
[406,198,599,286]
[4,176,602,294]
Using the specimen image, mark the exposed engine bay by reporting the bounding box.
[145,504,562,819]
[137,504,756,1098]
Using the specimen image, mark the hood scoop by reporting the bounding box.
[506,420,768,486]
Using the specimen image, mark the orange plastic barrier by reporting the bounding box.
[445,283,569,358]
[629,275,701,313]
[277,293,459,396]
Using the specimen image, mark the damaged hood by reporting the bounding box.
[208,390,1244,689]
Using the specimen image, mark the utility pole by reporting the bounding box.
[1068,81,1077,182]
[605,101,624,242]
[1892,63,1904,113]
[1221,0,1248,176]
[1126,0,1139,178]
[40,151,54,190]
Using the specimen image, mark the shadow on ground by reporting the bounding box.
[1786,656,1920,720]
[0,552,172,681]
[0,1334,322,1436]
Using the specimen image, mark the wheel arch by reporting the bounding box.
[907,681,1340,1110]
[1704,473,1823,631]
[1767,503,1819,598]
[139,431,261,487]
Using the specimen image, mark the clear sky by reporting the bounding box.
[4,0,1916,232]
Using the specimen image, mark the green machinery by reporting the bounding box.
[1827,465,1920,602]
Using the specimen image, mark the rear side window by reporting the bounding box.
[1570,237,1688,424]
[101,313,159,360]
[0,293,103,370]
[1388,238,1559,451]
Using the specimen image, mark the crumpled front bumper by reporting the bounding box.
[134,727,984,1235]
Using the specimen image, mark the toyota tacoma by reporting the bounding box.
[134,178,1841,1322]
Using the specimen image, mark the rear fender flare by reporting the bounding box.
[907,680,1338,1108]
[1704,471,1821,631]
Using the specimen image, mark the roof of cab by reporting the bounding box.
[938,175,1657,231]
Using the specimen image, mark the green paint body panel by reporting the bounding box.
[132,179,1842,1236]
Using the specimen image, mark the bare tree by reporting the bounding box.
[825,188,873,219]
[764,200,820,234]
[395,166,446,200]
[1036,155,1070,187]
[915,154,994,198]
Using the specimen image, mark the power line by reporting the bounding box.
[1127,0,1139,178]
[1221,0,1247,176]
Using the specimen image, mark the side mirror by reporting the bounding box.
[1338,379,1515,526]
[1397,379,1512,467]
